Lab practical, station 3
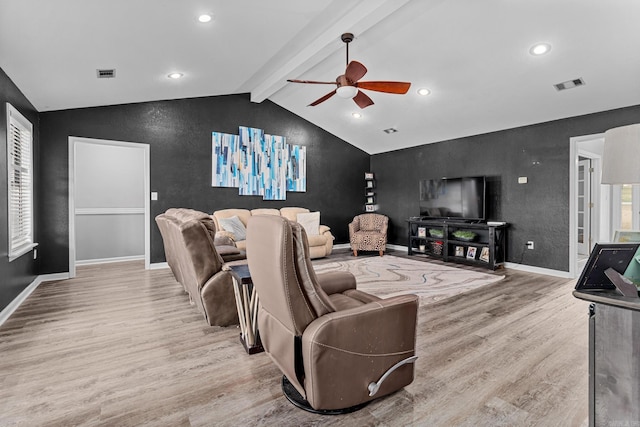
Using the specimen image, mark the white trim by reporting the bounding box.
[76,255,145,266]
[149,262,169,270]
[0,272,70,327]
[570,133,606,279]
[333,243,351,250]
[387,244,573,278]
[6,103,36,261]
[69,137,151,278]
[7,243,38,262]
[503,262,573,278]
[75,207,145,215]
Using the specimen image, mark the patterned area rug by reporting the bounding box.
[313,255,504,305]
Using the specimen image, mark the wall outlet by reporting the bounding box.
[526,241,534,250]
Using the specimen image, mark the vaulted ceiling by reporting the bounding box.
[1,0,639,154]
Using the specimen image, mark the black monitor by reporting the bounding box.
[575,243,640,292]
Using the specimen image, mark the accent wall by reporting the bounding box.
[0,68,40,310]
[371,104,640,272]
[39,93,370,273]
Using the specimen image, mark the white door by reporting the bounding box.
[577,159,592,255]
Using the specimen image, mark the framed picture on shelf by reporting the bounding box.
[366,196,375,204]
[418,227,426,238]
[365,204,375,212]
[455,246,465,257]
[365,191,375,196]
[479,247,490,262]
[466,247,477,259]
[366,180,374,188]
[364,172,374,180]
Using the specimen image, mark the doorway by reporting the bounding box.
[570,134,607,277]
[68,137,150,278]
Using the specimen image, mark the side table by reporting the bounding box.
[225,263,264,355]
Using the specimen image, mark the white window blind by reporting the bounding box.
[6,103,36,261]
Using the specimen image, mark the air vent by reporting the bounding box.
[383,127,398,134]
[554,78,585,91]
[96,69,116,79]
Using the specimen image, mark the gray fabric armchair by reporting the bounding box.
[246,215,418,413]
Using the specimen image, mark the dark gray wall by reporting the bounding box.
[0,68,40,311]
[372,104,640,272]
[39,94,369,273]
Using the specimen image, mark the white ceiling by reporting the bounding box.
[1,0,639,154]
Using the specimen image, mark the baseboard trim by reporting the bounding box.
[76,255,144,266]
[333,243,351,250]
[149,262,169,270]
[503,262,573,278]
[385,244,573,278]
[0,272,70,327]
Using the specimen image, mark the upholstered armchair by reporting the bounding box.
[246,215,418,413]
[349,213,389,256]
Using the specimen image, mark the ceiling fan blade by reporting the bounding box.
[345,61,367,83]
[309,90,337,106]
[353,90,374,109]
[288,79,337,85]
[356,81,411,94]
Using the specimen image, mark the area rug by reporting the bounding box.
[313,255,504,305]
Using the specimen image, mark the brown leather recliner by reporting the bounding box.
[246,215,419,413]
[155,209,240,326]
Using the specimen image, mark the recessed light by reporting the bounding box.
[352,112,362,119]
[417,88,431,96]
[529,43,551,56]
[168,72,184,79]
[198,14,213,23]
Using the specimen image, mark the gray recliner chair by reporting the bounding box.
[246,215,419,413]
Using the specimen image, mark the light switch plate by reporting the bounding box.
[151,192,158,201]
[518,176,528,184]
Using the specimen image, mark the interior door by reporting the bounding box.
[578,159,592,255]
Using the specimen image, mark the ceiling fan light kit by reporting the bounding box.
[287,32,411,109]
[337,85,358,99]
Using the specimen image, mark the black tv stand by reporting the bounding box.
[407,218,508,270]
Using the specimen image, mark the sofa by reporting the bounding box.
[155,208,241,326]
[212,207,334,259]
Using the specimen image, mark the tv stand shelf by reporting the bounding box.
[407,219,507,270]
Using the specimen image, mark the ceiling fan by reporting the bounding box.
[287,33,411,109]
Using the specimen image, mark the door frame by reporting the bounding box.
[577,157,592,256]
[570,133,606,278]
[68,136,150,278]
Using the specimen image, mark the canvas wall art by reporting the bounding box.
[212,126,306,200]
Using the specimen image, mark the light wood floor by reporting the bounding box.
[0,250,589,426]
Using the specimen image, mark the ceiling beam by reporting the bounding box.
[248,0,411,104]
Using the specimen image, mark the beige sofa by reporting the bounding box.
[212,207,334,259]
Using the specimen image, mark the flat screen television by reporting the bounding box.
[419,176,486,221]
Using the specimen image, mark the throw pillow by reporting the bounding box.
[217,215,247,241]
[297,211,320,236]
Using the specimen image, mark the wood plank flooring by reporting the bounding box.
[0,250,589,426]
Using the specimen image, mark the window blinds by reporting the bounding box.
[7,104,34,259]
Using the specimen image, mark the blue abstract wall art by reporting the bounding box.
[212,126,306,200]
